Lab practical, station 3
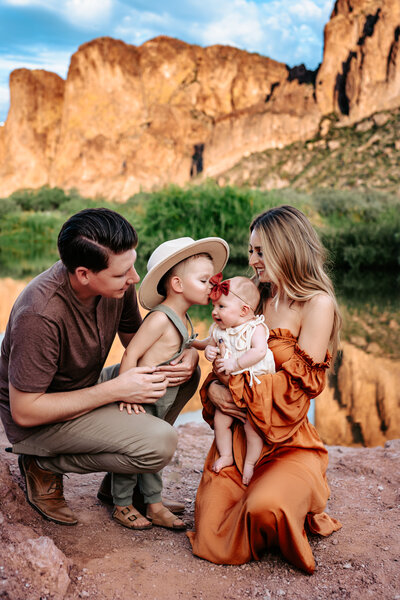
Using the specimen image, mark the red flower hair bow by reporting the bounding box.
[209,272,230,302]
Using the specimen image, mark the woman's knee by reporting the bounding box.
[246,486,284,520]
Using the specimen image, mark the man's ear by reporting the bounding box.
[170,275,183,294]
[74,266,91,286]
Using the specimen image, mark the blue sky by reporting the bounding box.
[0,0,335,123]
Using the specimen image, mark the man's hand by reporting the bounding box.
[156,348,198,387]
[208,380,246,422]
[116,367,168,404]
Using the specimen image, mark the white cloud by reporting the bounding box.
[198,0,264,50]
[113,0,334,66]
[63,0,112,28]
[0,49,71,78]
[4,0,113,28]
[114,8,177,44]
[0,83,10,122]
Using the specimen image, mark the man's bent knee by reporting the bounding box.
[150,421,178,471]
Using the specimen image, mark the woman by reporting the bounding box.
[187,205,342,574]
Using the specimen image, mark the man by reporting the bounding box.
[0,208,199,526]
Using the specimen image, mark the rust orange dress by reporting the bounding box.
[187,328,342,574]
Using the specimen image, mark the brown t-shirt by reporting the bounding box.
[0,261,142,443]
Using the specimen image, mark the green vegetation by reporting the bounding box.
[1,182,399,277]
[0,182,398,356]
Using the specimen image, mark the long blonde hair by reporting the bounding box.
[250,205,342,361]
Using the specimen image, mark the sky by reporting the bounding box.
[0,0,335,124]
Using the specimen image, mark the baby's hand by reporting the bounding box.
[119,402,146,415]
[205,345,219,362]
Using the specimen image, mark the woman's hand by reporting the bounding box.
[208,380,246,422]
[215,356,236,375]
[156,347,199,386]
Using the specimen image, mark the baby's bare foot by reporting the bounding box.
[242,462,255,486]
[212,455,233,473]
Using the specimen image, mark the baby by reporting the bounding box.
[194,274,275,485]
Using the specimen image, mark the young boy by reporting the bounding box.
[111,236,229,531]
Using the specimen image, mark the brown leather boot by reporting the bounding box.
[97,472,185,514]
[18,455,78,525]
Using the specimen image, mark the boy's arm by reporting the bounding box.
[215,324,267,374]
[119,312,167,374]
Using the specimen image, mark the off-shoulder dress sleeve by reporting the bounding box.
[230,342,330,443]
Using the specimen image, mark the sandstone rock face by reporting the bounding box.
[316,0,400,122]
[0,0,399,198]
[315,342,400,447]
[50,37,295,199]
[0,69,64,196]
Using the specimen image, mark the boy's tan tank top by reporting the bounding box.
[144,304,197,366]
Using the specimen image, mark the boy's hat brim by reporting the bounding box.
[139,236,229,310]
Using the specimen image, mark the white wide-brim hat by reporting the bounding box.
[139,236,229,310]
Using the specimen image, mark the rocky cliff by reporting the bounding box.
[0,0,399,199]
[316,342,400,447]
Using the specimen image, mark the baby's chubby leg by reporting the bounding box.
[212,408,234,474]
[242,419,264,485]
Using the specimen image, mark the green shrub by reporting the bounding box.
[0,212,61,277]
[0,197,21,218]
[133,182,271,273]
[312,188,398,224]
[9,186,73,212]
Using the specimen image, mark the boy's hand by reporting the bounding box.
[205,345,219,362]
[156,348,198,386]
[119,402,145,415]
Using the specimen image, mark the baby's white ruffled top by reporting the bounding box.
[212,314,275,386]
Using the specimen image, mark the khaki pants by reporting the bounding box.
[12,366,200,484]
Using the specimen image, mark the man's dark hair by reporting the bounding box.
[58,208,138,273]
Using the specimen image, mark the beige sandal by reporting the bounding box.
[147,506,187,530]
[112,505,152,530]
